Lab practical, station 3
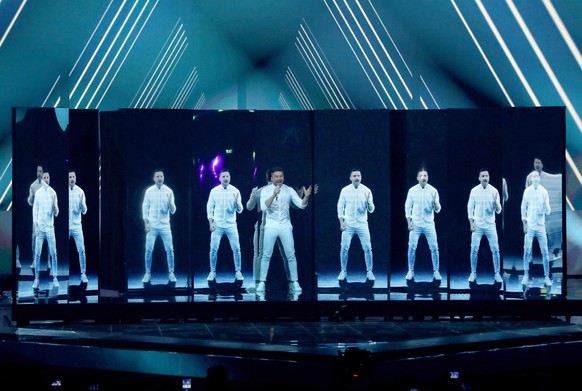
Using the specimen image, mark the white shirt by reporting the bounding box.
[337,183,375,228]
[142,184,176,229]
[404,183,441,228]
[69,185,87,229]
[467,184,501,228]
[33,183,59,232]
[521,184,551,230]
[207,184,243,228]
[260,183,305,228]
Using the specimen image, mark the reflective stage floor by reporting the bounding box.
[2,298,582,390]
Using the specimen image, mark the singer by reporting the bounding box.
[256,166,312,294]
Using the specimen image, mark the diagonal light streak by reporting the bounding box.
[323,0,387,108]
[70,0,115,77]
[137,27,184,108]
[70,0,127,100]
[566,150,582,194]
[367,0,413,77]
[278,93,291,110]
[97,0,158,108]
[145,35,187,108]
[298,29,343,108]
[0,158,12,183]
[476,0,539,106]
[451,0,514,106]
[286,67,314,110]
[295,40,336,108]
[86,1,151,109]
[329,0,395,108]
[507,1,582,135]
[352,0,412,103]
[75,1,140,108]
[300,24,350,108]
[0,0,27,49]
[193,94,206,110]
[419,75,440,109]
[302,21,354,108]
[42,76,60,108]
[175,72,198,109]
[285,71,312,110]
[172,67,198,109]
[419,96,428,110]
[0,180,11,207]
[542,0,582,71]
[151,41,189,107]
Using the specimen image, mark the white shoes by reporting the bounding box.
[290,281,302,292]
[52,277,59,288]
[405,270,414,280]
[338,270,347,280]
[521,273,529,285]
[468,272,476,282]
[168,272,177,282]
[246,282,256,293]
[81,273,89,283]
[494,273,503,283]
[544,276,553,286]
[433,270,442,280]
[32,278,39,290]
[207,271,216,281]
[256,281,266,292]
[235,271,244,281]
[142,273,151,283]
[366,271,375,281]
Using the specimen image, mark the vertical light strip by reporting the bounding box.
[419,75,440,109]
[41,76,61,107]
[69,0,115,77]
[0,0,26,49]
[75,1,139,108]
[507,0,582,133]
[137,26,184,108]
[97,0,158,108]
[323,0,388,108]
[300,24,350,108]
[70,1,127,100]
[329,0,396,108]
[542,0,582,71]
[367,0,413,77]
[349,0,410,106]
[86,1,150,108]
[450,0,514,106]
[475,0,540,106]
[295,39,336,108]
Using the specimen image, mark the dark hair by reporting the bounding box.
[270,166,284,176]
[265,168,271,183]
[220,168,230,174]
[350,168,361,174]
[68,168,76,174]
[478,167,489,175]
[152,168,164,176]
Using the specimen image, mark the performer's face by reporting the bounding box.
[220,171,231,187]
[479,171,489,188]
[417,170,428,187]
[69,171,77,188]
[271,170,284,185]
[42,172,50,185]
[36,166,43,180]
[533,159,543,172]
[350,171,361,187]
[153,171,164,187]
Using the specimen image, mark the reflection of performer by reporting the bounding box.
[141,169,176,284]
[32,170,59,290]
[256,167,312,293]
[28,164,48,270]
[245,169,288,292]
[525,157,562,260]
[206,169,244,282]
[467,168,502,284]
[404,168,442,281]
[337,168,375,281]
[521,170,552,286]
[68,169,89,283]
